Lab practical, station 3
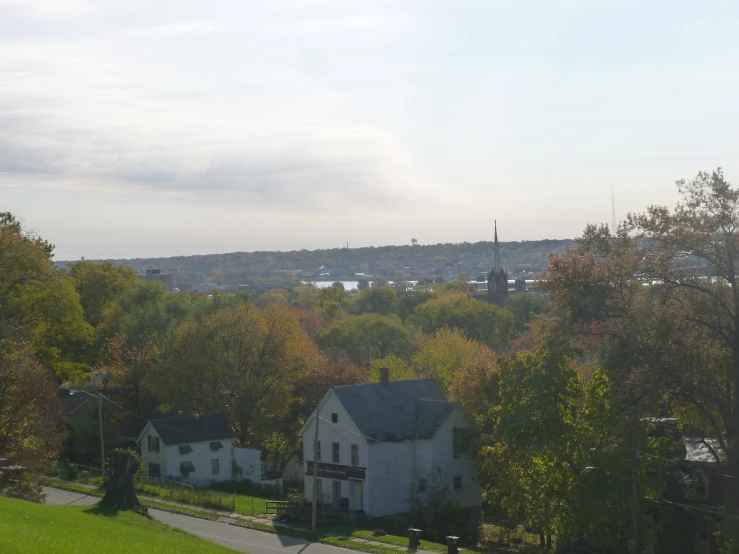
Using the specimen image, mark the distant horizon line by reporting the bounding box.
[56,236,577,264]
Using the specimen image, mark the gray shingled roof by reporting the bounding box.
[149,413,235,446]
[120,412,182,441]
[331,379,457,441]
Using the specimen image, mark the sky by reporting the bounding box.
[2,0,739,260]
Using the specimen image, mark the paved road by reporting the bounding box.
[42,487,353,554]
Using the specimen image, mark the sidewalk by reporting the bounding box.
[46,480,439,554]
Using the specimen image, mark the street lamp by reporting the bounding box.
[69,389,105,482]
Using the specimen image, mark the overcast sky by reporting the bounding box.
[2,0,739,260]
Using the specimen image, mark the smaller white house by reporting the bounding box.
[132,412,261,487]
[298,369,481,518]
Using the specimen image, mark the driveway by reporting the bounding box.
[42,487,355,554]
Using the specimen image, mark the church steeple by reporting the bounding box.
[487,220,508,307]
[493,220,501,273]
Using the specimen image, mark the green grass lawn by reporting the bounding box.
[0,496,236,554]
[233,493,269,515]
[316,524,447,552]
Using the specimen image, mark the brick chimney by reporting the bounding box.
[379,366,390,385]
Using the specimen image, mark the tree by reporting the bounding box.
[69,261,140,328]
[411,329,487,391]
[154,302,323,447]
[352,284,397,315]
[357,277,370,291]
[474,343,668,549]
[409,293,514,351]
[316,314,411,367]
[318,282,348,317]
[450,347,501,436]
[0,340,64,499]
[505,293,549,334]
[102,334,157,415]
[368,354,417,382]
[545,169,739,528]
[0,212,92,381]
[268,358,364,472]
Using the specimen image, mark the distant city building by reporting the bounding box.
[487,221,508,306]
[140,268,174,291]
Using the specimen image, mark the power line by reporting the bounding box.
[637,450,734,479]
[655,499,739,521]
[76,389,234,439]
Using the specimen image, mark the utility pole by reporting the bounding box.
[98,392,106,482]
[311,402,320,533]
[628,426,638,554]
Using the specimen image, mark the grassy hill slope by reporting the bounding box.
[0,497,235,554]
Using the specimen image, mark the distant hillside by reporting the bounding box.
[60,239,575,289]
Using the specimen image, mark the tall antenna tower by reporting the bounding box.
[612,186,616,233]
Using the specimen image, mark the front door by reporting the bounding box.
[350,480,363,512]
[332,480,341,508]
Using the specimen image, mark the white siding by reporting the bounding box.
[301,391,481,517]
[141,426,167,477]
[234,447,261,482]
[429,406,481,508]
[365,441,415,517]
[301,390,369,512]
[140,438,234,486]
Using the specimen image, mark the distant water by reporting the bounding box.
[305,280,418,290]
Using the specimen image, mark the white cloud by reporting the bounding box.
[141,23,217,36]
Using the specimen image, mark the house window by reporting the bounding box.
[418,479,427,492]
[453,476,462,490]
[179,445,193,455]
[331,413,338,424]
[332,442,340,464]
[180,461,195,477]
[92,407,102,422]
[147,435,160,453]
[209,441,223,451]
[316,441,321,461]
[212,459,220,476]
[351,444,359,466]
[148,463,160,478]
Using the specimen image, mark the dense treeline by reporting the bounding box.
[3,168,739,552]
[61,238,573,289]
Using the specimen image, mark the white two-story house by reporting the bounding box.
[298,369,481,517]
[133,412,260,487]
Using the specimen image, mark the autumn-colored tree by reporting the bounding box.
[266,358,365,473]
[505,292,549,334]
[68,261,141,328]
[368,354,417,382]
[103,333,158,415]
[408,293,514,351]
[0,340,64,500]
[449,347,501,436]
[316,313,412,367]
[411,329,487,391]
[155,302,323,447]
[0,212,92,381]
